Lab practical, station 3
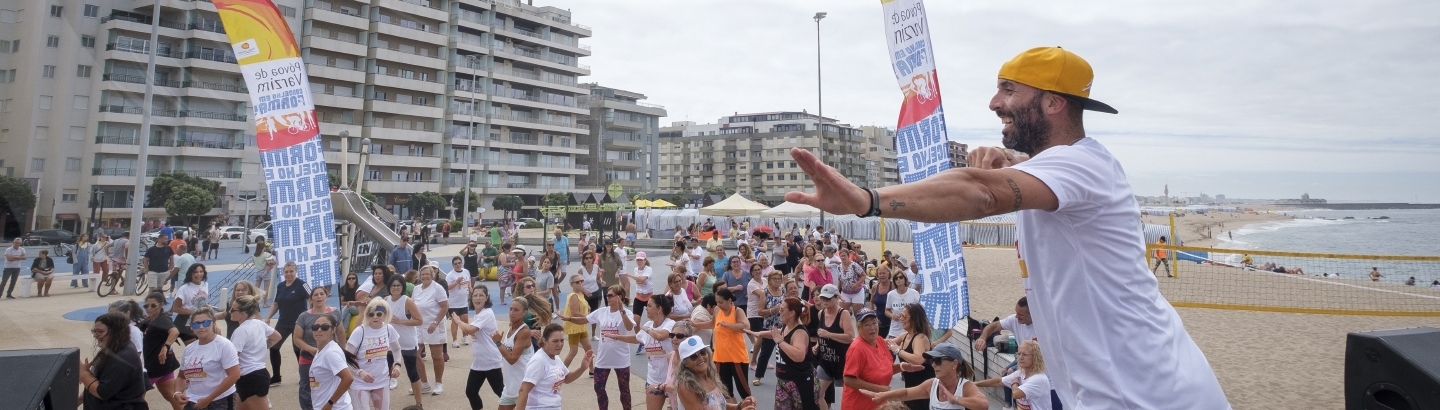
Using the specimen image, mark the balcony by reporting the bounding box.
[176,170,243,179]
[95,135,246,150]
[606,118,644,131]
[99,105,178,117]
[489,114,588,134]
[303,35,367,57]
[609,159,642,169]
[489,2,591,36]
[603,138,644,151]
[452,9,490,32]
[491,68,585,94]
[375,0,448,22]
[489,91,586,115]
[180,110,246,122]
[363,179,439,193]
[102,73,182,88]
[369,151,441,168]
[372,19,446,45]
[373,47,447,71]
[364,126,442,143]
[305,5,368,30]
[370,71,446,95]
[312,91,364,110]
[306,63,367,83]
[584,95,667,117]
[366,98,444,118]
[93,168,161,177]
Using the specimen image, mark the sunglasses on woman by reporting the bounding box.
[925,356,956,367]
[670,333,690,340]
[189,320,213,329]
[368,308,388,317]
[310,324,334,332]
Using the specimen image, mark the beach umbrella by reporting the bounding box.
[761,201,822,218]
[636,199,653,208]
[699,193,771,217]
[650,199,676,208]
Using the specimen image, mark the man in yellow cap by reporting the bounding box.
[785,47,1229,409]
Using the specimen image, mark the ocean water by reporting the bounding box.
[1214,208,1440,285]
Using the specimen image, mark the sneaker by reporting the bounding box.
[270,378,282,387]
[432,383,444,395]
[390,379,398,390]
[421,382,432,394]
[452,341,460,349]
[752,379,761,386]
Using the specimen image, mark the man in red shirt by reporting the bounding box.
[168,232,187,255]
[843,308,895,410]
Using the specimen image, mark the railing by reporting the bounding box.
[102,73,181,88]
[586,95,665,110]
[377,18,441,34]
[180,110,246,121]
[490,114,587,129]
[383,44,441,59]
[92,168,161,177]
[310,29,366,45]
[502,47,543,60]
[105,43,182,58]
[377,149,438,158]
[308,61,365,72]
[189,19,225,34]
[309,3,362,17]
[395,0,443,11]
[183,80,247,93]
[96,135,245,150]
[184,48,238,63]
[374,69,441,83]
[99,105,179,117]
[175,135,246,149]
[369,124,437,133]
[497,68,578,87]
[178,170,242,178]
[494,90,579,108]
[371,96,437,107]
[451,55,490,71]
[101,14,185,31]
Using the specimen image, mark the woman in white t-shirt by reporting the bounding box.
[976,339,1052,410]
[412,265,451,394]
[346,298,402,410]
[171,264,211,344]
[453,284,505,410]
[308,314,356,410]
[861,343,988,410]
[662,268,695,322]
[620,252,655,327]
[559,284,636,410]
[175,306,241,409]
[515,324,593,410]
[383,276,425,407]
[497,297,535,408]
[229,295,281,410]
[603,294,676,410]
[885,273,921,339]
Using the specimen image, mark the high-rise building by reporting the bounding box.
[947,140,969,169]
[656,111,881,202]
[860,125,898,187]
[0,0,593,232]
[579,83,666,197]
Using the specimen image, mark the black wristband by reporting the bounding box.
[857,188,882,218]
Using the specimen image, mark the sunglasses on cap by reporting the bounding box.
[189,320,214,329]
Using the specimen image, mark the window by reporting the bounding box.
[279,5,296,17]
[46,35,59,48]
[43,65,56,78]
[65,157,81,170]
[0,99,7,112]
[0,9,16,23]
[0,40,9,52]
[30,158,44,171]
[50,5,62,17]
[62,191,78,202]
[76,65,91,78]
[72,96,88,109]
[83,4,99,17]
[80,35,94,48]
[38,95,52,109]
[4,40,16,53]
[0,69,15,83]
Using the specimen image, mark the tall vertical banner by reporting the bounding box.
[215,0,338,286]
[880,0,970,326]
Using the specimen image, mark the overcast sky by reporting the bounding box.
[547,0,1440,202]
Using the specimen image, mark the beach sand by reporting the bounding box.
[1141,206,1295,248]
[858,238,1440,409]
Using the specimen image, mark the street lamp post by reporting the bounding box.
[814,11,827,229]
[238,194,265,253]
[462,54,480,230]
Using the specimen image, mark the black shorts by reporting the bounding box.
[749,317,765,332]
[185,394,235,410]
[201,242,212,252]
[235,369,270,401]
[449,307,469,317]
[587,290,603,313]
[401,349,421,383]
[632,297,649,316]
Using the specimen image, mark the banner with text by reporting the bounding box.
[880,0,970,325]
[215,0,338,287]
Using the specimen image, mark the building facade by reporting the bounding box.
[656,111,882,202]
[947,140,969,169]
[860,125,898,187]
[0,0,593,232]
[579,83,666,198]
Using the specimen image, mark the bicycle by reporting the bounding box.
[97,262,150,297]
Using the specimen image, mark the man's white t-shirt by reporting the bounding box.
[638,319,676,386]
[885,288,920,339]
[1010,137,1227,409]
[231,319,276,374]
[998,314,1035,344]
[346,323,402,391]
[1001,370,1052,410]
[522,353,567,409]
[309,341,354,410]
[181,336,239,400]
[445,269,471,308]
[587,308,633,369]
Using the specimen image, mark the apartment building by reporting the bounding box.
[0,0,592,232]
[578,83,666,197]
[947,140,969,169]
[860,125,899,187]
[655,111,877,202]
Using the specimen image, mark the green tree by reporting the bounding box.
[165,184,217,226]
[542,192,569,207]
[669,194,686,207]
[491,195,524,220]
[328,172,341,189]
[0,176,37,233]
[147,172,220,207]
[407,191,447,219]
[450,188,482,211]
[703,186,735,197]
[360,188,379,204]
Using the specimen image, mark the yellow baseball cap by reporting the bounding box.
[998,46,1118,114]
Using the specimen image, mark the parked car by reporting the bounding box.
[142,226,191,242]
[249,221,271,243]
[22,229,80,245]
[217,226,249,240]
[98,227,129,239]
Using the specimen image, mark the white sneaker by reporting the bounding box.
[390,379,398,390]
[432,382,444,395]
[452,341,460,348]
[418,382,432,395]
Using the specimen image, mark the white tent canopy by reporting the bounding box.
[698,193,771,217]
[760,201,821,218]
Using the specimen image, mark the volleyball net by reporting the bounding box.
[1147,244,1440,316]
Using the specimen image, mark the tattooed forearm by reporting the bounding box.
[1007,178,1023,212]
[889,199,906,212]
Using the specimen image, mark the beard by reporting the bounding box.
[999,93,1051,156]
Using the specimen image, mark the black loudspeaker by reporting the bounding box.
[0,348,80,410]
[1345,327,1440,410]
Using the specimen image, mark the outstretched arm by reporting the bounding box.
[783,147,1056,223]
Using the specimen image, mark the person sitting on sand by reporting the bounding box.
[1404,277,1416,286]
[1241,254,1253,268]
[1284,267,1304,275]
[1369,268,1384,282]
[1430,280,1440,289]
[1258,262,1276,272]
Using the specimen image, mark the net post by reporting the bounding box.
[1170,212,1180,278]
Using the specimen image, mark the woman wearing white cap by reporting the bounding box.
[514,324,593,410]
[672,335,758,410]
[812,284,854,410]
[861,343,988,410]
[620,251,655,328]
